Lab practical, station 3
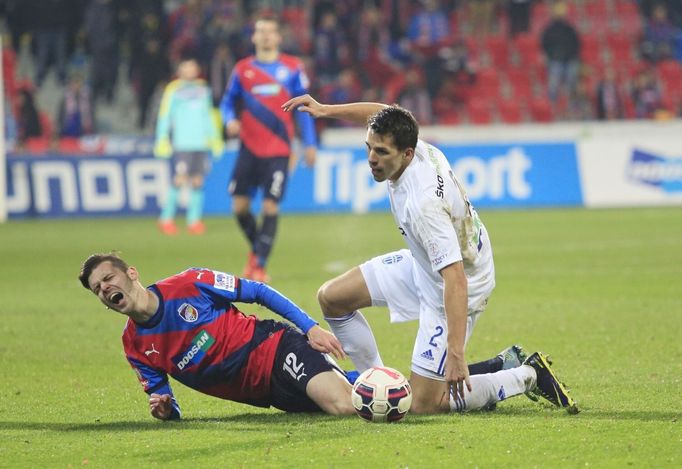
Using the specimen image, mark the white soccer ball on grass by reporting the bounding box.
[351,366,412,422]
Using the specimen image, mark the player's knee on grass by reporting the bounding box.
[408,373,451,415]
[306,370,355,415]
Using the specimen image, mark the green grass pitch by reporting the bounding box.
[1,207,681,467]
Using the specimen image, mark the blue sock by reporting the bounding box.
[160,186,180,221]
[187,188,204,225]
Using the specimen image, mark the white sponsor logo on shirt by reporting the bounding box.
[213,272,235,292]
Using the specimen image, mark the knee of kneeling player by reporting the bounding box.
[317,282,339,317]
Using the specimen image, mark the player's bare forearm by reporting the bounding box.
[321,102,388,124]
[282,95,388,124]
[441,262,470,398]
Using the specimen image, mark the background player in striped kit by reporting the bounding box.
[220,15,317,282]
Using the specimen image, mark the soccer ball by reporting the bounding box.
[351,366,412,422]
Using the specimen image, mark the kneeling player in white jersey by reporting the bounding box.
[283,95,578,414]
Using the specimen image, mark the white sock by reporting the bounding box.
[450,365,537,412]
[325,311,383,372]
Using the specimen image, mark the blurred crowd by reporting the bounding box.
[2,0,682,150]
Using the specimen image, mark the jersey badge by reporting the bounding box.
[420,349,435,361]
[276,66,289,82]
[213,272,235,292]
[178,303,199,323]
[382,254,404,265]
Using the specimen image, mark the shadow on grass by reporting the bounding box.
[0,411,440,433]
[490,407,680,422]
[3,407,674,433]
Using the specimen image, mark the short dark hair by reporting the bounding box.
[254,13,280,27]
[78,252,129,290]
[367,105,419,151]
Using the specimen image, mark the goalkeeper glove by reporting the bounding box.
[210,138,224,159]
[154,137,173,158]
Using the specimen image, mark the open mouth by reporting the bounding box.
[109,292,124,305]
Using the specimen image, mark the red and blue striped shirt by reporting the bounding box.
[122,268,318,418]
[220,54,317,158]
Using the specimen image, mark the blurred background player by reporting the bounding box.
[220,15,317,282]
[78,252,353,418]
[155,57,222,235]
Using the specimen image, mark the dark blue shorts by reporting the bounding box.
[269,329,337,413]
[229,146,289,202]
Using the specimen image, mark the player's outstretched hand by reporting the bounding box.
[445,354,472,401]
[307,325,346,360]
[282,94,327,118]
[149,393,172,420]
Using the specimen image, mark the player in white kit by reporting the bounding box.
[282,95,577,414]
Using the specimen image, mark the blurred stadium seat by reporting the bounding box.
[497,99,524,124]
[466,98,493,125]
[530,98,553,122]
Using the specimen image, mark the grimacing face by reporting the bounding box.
[88,261,138,314]
[252,20,281,52]
[365,129,413,182]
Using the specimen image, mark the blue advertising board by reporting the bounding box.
[5,141,583,218]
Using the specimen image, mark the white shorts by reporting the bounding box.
[360,249,489,380]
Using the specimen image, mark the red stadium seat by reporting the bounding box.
[616,13,643,37]
[506,67,534,101]
[657,60,682,82]
[483,36,509,69]
[24,137,50,153]
[586,15,612,36]
[622,93,636,119]
[39,112,54,139]
[614,1,640,19]
[607,32,635,64]
[584,1,609,19]
[514,33,543,68]
[580,33,603,67]
[58,138,81,153]
[529,98,553,122]
[497,100,524,123]
[466,99,493,124]
[475,67,502,96]
[437,109,461,125]
[531,2,550,26]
